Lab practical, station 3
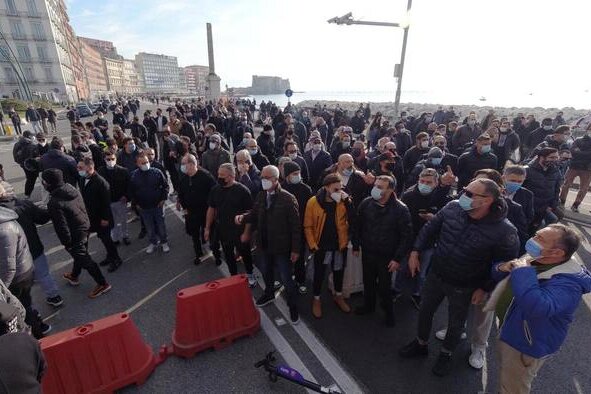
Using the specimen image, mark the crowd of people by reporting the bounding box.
[1,96,591,393]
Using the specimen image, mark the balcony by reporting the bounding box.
[0,9,43,18]
[0,57,55,64]
[11,34,50,42]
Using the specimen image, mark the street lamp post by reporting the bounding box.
[0,30,33,101]
[328,0,412,117]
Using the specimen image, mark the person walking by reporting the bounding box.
[177,154,216,265]
[25,105,42,133]
[9,108,22,135]
[47,108,57,133]
[77,157,123,272]
[523,147,561,228]
[12,131,40,198]
[399,179,519,376]
[304,173,351,318]
[129,153,170,254]
[237,165,301,324]
[559,130,591,212]
[353,175,413,327]
[42,168,111,298]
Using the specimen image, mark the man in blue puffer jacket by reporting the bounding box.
[485,223,591,393]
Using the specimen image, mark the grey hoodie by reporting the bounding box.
[0,207,33,286]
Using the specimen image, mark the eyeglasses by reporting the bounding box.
[463,188,489,198]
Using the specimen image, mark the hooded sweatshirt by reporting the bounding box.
[47,184,90,248]
[0,207,33,286]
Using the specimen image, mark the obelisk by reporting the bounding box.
[206,23,221,102]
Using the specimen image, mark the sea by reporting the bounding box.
[247,90,591,111]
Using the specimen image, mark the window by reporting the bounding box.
[10,20,25,39]
[23,67,34,81]
[26,0,38,15]
[5,0,17,14]
[16,45,31,61]
[4,67,15,82]
[43,67,52,81]
[31,22,44,39]
[37,45,47,60]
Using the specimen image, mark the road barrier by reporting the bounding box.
[171,274,260,358]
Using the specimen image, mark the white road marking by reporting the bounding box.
[125,269,190,314]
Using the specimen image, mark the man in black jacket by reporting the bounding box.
[0,184,62,306]
[237,165,301,324]
[503,165,535,231]
[304,136,333,191]
[93,111,109,138]
[143,111,159,161]
[98,149,131,246]
[282,161,313,293]
[523,148,561,228]
[40,137,78,186]
[403,132,430,175]
[560,131,591,212]
[492,119,520,168]
[12,131,40,198]
[177,154,216,265]
[352,175,413,326]
[245,139,270,171]
[41,169,111,298]
[77,157,122,272]
[456,133,498,189]
[399,179,519,377]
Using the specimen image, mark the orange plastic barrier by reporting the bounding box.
[40,313,163,394]
[172,274,260,358]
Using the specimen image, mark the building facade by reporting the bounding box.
[122,59,143,95]
[78,36,120,59]
[78,37,108,98]
[184,65,209,96]
[64,19,88,100]
[135,52,182,93]
[104,56,123,94]
[249,75,290,95]
[0,0,78,102]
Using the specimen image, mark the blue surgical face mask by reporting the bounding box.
[78,170,87,178]
[248,148,258,156]
[458,193,473,211]
[525,238,543,259]
[418,183,433,195]
[371,186,383,200]
[431,157,443,166]
[342,167,353,176]
[505,181,522,194]
[481,144,492,154]
[128,143,136,152]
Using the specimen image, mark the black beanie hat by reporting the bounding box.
[41,168,64,188]
[283,161,301,176]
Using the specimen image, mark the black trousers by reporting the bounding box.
[9,271,45,338]
[96,226,120,263]
[313,250,344,296]
[293,237,307,285]
[68,239,106,285]
[361,252,393,316]
[417,270,475,353]
[164,159,180,192]
[23,168,38,197]
[12,120,21,135]
[221,237,253,275]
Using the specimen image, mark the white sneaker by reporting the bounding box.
[247,274,257,288]
[435,328,467,341]
[468,346,486,369]
[146,244,157,254]
[161,243,170,253]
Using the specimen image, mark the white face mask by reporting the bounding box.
[140,163,150,171]
[106,160,116,169]
[312,144,322,152]
[420,140,429,149]
[261,179,273,191]
[288,153,297,160]
[209,142,218,150]
[39,141,46,147]
[330,191,342,203]
[289,174,301,184]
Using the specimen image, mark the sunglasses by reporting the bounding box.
[463,188,489,199]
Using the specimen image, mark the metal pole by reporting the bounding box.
[0,30,32,101]
[394,0,412,117]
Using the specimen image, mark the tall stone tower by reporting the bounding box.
[206,23,221,102]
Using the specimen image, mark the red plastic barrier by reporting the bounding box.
[172,274,260,358]
[40,313,162,394]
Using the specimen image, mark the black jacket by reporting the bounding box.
[413,200,519,290]
[304,150,333,191]
[79,173,113,231]
[0,197,50,259]
[244,186,301,255]
[127,123,148,142]
[457,146,498,189]
[569,135,591,171]
[322,165,370,209]
[401,184,451,239]
[403,146,429,175]
[180,121,197,142]
[505,197,528,253]
[40,149,78,186]
[523,160,561,219]
[256,134,275,163]
[112,112,126,128]
[97,165,130,202]
[493,130,520,167]
[283,181,313,224]
[88,143,105,169]
[129,167,169,209]
[47,184,90,247]
[526,127,552,150]
[177,169,216,232]
[251,152,270,172]
[510,186,535,227]
[528,136,569,160]
[13,137,38,166]
[352,194,413,262]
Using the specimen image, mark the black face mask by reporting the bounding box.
[218,178,227,186]
[352,148,362,158]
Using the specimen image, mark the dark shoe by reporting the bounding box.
[215,257,222,266]
[355,305,375,315]
[411,295,421,311]
[63,273,80,286]
[99,259,111,267]
[399,339,429,358]
[193,257,202,265]
[138,228,146,239]
[290,307,300,325]
[107,260,122,273]
[88,283,112,299]
[571,204,580,213]
[255,293,275,307]
[383,314,395,327]
[40,322,52,336]
[123,237,131,245]
[432,352,453,377]
[273,280,283,291]
[46,295,64,307]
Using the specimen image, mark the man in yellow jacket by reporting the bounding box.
[304,173,351,318]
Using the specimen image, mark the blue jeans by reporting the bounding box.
[33,253,59,298]
[140,206,167,245]
[260,252,298,309]
[393,248,433,296]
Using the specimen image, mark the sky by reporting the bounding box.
[66,0,591,107]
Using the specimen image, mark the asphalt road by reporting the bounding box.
[1,102,590,393]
